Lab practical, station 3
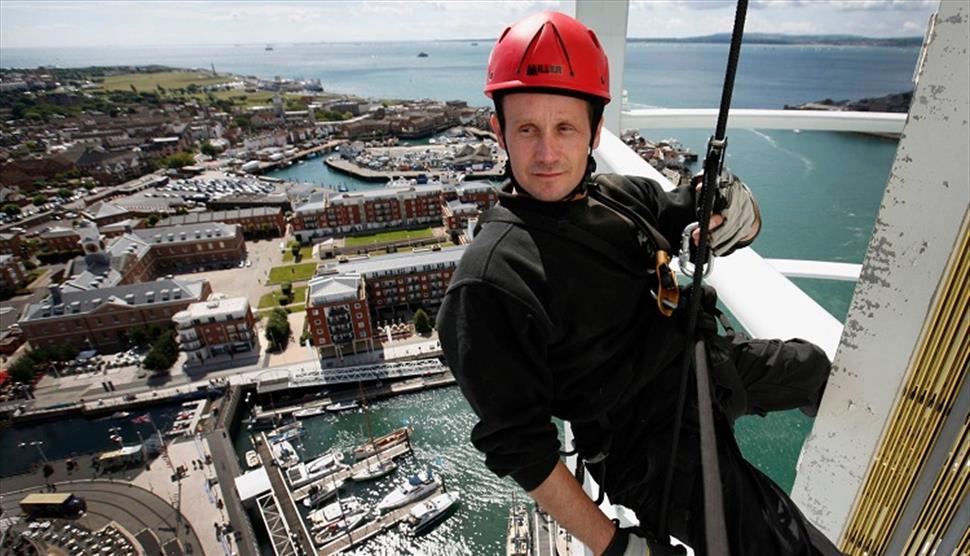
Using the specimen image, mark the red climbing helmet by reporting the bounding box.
[485,11,611,103]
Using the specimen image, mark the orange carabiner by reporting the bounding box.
[655,250,680,317]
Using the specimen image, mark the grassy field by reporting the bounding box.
[267,263,318,285]
[344,227,434,248]
[101,71,230,92]
[257,305,304,318]
[258,285,308,309]
[282,246,314,263]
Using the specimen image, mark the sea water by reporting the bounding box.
[3,40,920,552]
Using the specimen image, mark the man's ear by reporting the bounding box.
[591,117,604,150]
[490,114,506,150]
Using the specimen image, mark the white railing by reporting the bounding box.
[622,108,906,134]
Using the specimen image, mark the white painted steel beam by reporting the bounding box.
[764,259,862,282]
[575,0,630,137]
[791,0,970,541]
[623,108,906,134]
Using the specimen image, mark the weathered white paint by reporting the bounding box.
[575,0,630,136]
[623,108,906,133]
[790,0,970,540]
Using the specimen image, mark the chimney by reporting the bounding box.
[50,285,62,305]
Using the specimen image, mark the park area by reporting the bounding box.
[101,70,229,92]
[267,262,318,285]
[258,285,308,310]
[343,227,434,248]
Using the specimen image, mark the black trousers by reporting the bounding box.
[589,336,842,556]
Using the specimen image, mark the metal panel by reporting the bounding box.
[791,0,970,542]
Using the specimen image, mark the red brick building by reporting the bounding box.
[0,232,22,257]
[305,273,374,356]
[172,294,258,365]
[39,226,81,254]
[17,279,211,352]
[157,207,285,236]
[0,254,26,292]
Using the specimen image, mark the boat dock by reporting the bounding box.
[291,439,412,501]
[254,433,317,555]
[315,485,442,555]
[257,140,345,173]
[533,506,558,556]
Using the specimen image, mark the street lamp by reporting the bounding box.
[18,440,49,463]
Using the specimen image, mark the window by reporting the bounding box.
[356,312,363,319]
[358,322,365,328]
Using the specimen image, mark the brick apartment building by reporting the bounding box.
[158,206,285,236]
[39,225,81,254]
[291,182,497,244]
[0,233,22,257]
[0,254,27,292]
[306,247,464,353]
[17,279,211,352]
[63,221,245,292]
[292,185,444,242]
[305,273,374,356]
[172,294,258,365]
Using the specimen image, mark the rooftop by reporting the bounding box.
[307,273,362,306]
[317,247,465,279]
[157,206,280,227]
[173,294,250,322]
[22,279,207,322]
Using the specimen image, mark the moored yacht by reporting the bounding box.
[302,479,343,508]
[506,502,531,556]
[272,440,300,468]
[350,458,397,482]
[313,507,369,545]
[376,469,440,512]
[308,496,363,527]
[402,491,460,536]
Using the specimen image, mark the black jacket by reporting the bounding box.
[436,174,697,491]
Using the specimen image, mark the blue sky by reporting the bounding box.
[0,0,938,49]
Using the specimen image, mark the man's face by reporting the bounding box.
[491,92,602,202]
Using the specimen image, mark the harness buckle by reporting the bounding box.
[678,223,714,279]
[654,250,680,317]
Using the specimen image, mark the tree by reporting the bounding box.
[280,281,292,296]
[290,243,301,262]
[413,308,432,335]
[161,151,196,169]
[199,140,218,157]
[129,327,150,348]
[146,214,160,227]
[143,331,178,373]
[2,204,20,216]
[32,194,47,206]
[264,308,291,351]
[8,353,38,383]
[57,188,72,199]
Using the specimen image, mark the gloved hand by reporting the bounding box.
[602,526,688,556]
[692,169,761,256]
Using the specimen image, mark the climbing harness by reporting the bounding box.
[657,1,749,555]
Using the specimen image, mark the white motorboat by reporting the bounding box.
[286,451,349,488]
[308,496,362,527]
[307,450,345,475]
[302,480,342,508]
[272,440,300,468]
[377,469,440,512]
[293,406,326,418]
[267,421,305,444]
[350,459,397,482]
[403,491,460,536]
[313,508,368,545]
[245,451,260,469]
[326,400,359,412]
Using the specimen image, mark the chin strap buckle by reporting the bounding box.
[655,250,679,317]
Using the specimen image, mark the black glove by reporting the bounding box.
[692,169,761,256]
[602,526,688,556]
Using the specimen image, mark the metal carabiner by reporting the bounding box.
[679,222,714,279]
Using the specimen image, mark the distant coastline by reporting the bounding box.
[627,33,922,47]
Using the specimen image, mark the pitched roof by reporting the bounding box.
[21,279,207,322]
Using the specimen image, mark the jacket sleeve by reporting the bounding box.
[436,282,560,492]
[613,175,697,251]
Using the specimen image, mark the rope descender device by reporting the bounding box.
[655,250,680,316]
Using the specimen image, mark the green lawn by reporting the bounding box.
[257,305,304,318]
[101,71,230,92]
[344,227,434,248]
[258,285,308,309]
[282,246,314,263]
[267,263,318,285]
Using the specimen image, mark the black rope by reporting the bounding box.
[655,1,748,553]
